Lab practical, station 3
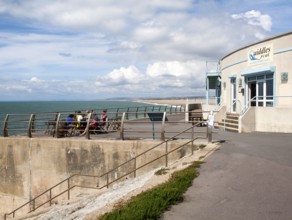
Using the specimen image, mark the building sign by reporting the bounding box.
[248,44,273,66]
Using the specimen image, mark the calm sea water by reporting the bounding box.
[0,100,153,114]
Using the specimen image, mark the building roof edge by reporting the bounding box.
[220,31,292,61]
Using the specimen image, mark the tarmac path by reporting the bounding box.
[162,130,292,220]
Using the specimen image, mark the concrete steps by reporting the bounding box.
[216,113,239,132]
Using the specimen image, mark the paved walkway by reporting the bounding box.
[162,130,292,220]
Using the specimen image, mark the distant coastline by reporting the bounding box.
[133,98,204,106]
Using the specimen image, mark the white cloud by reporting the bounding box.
[94,60,206,97]
[1,0,289,100]
[147,61,199,78]
[231,10,272,32]
[96,66,144,87]
[29,77,42,82]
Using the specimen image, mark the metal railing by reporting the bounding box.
[240,95,292,115]
[1,112,205,141]
[0,104,185,137]
[1,104,185,138]
[4,121,208,220]
[240,96,257,115]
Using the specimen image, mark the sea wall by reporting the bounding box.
[0,137,193,216]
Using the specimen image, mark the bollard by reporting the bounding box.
[207,111,214,143]
[207,126,212,143]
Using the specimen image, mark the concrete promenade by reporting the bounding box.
[162,130,292,220]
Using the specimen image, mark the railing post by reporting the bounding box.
[144,107,147,117]
[116,108,119,120]
[134,158,137,178]
[85,112,92,140]
[192,126,194,155]
[106,173,109,188]
[67,178,70,200]
[3,114,9,137]
[207,126,213,143]
[161,112,166,141]
[49,189,52,206]
[30,199,35,212]
[27,114,35,138]
[55,113,61,138]
[206,124,209,139]
[120,112,125,140]
[136,107,139,119]
[165,141,168,167]
[126,108,129,120]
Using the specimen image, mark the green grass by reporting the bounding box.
[154,168,169,175]
[199,144,207,149]
[98,161,204,220]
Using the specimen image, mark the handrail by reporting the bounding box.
[240,96,257,115]
[240,95,292,115]
[4,121,207,220]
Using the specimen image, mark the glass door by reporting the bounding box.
[250,82,256,106]
[248,74,274,107]
[257,80,264,106]
[231,78,236,112]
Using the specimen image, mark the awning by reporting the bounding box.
[240,66,275,76]
[228,74,236,79]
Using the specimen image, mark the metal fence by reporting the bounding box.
[1,105,189,140]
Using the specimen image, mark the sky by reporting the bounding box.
[0,0,291,101]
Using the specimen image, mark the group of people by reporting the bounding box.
[64,110,108,131]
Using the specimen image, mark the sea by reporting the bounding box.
[0,100,166,136]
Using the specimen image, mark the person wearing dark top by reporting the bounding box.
[65,114,74,128]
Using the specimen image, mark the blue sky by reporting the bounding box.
[0,0,291,101]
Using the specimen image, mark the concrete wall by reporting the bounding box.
[240,107,256,133]
[240,107,292,133]
[255,108,292,132]
[0,138,195,216]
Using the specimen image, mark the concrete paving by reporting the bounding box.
[162,130,292,220]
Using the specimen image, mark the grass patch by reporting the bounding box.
[199,144,207,149]
[154,168,169,175]
[98,161,204,220]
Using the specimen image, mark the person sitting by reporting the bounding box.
[99,110,108,127]
[76,111,84,129]
[65,114,75,128]
[60,114,75,136]
[90,113,100,130]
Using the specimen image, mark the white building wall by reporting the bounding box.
[219,31,292,133]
